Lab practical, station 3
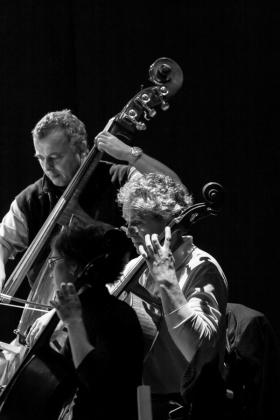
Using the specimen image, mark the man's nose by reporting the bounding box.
[44,158,54,171]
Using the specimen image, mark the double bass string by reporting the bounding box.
[0,293,51,310]
[0,302,49,313]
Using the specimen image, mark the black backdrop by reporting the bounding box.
[0,1,279,340]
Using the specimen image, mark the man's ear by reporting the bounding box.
[80,139,89,156]
[72,138,88,157]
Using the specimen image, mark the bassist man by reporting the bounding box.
[0,109,179,383]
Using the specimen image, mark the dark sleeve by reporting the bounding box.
[76,299,144,394]
[78,162,126,227]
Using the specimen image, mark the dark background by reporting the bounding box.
[0,1,279,340]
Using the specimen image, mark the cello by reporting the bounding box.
[0,58,184,417]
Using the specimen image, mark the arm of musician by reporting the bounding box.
[151,262,201,362]
[26,308,57,346]
[161,248,228,363]
[160,279,222,363]
[95,130,181,183]
[139,227,226,362]
[51,283,94,368]
[127,153,181,182]
[0,200,29,291]
[0,199,29,258]
[66,321,94,368]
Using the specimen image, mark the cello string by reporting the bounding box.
[111,207,194,297]
[0,302,49,313]
[0,293,52,309]
[110,218,177,296]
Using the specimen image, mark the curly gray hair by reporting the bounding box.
[117,173,193,221]
[32,109,88,151]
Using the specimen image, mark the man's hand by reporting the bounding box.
[26,309,55,347]
[109,163,129,184]
[95,131,131,162]
[138,226,177,289]
[51,282,82,327]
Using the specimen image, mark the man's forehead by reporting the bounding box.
[37,127,68,142]
[123,208,141,222]
[125,208,155,225]
[34,128,70,152]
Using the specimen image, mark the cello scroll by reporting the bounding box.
[174,181,225,229]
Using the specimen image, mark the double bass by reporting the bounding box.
[0,58,184,418]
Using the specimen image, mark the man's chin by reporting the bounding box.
[48,176,66,187]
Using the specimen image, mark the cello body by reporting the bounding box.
[0,312,76,420]
[0,349,76,420]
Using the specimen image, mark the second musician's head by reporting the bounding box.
[117,173,193,253]
[49,223,130,289]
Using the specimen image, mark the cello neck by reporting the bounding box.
[110,218,183,300]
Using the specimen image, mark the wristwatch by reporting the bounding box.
[129,146,143,163]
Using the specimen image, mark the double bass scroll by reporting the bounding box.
[109,57,183,139]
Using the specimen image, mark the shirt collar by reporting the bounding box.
[42,174,65,197]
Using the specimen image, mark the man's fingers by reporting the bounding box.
[151,233,161,251]
[138,244,148,259]
[110,168,118,183]
[66,282,76,295]
[60,282,76,297]
[164,226,172,248]
[144,234,154,255]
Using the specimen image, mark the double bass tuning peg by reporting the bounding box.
[157,85,170,111]
[138,93,157,118]
[124,108,147,131]
[160,100,170,111]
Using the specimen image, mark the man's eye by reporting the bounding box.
[35,155,62,162]
[131,222,142,228]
